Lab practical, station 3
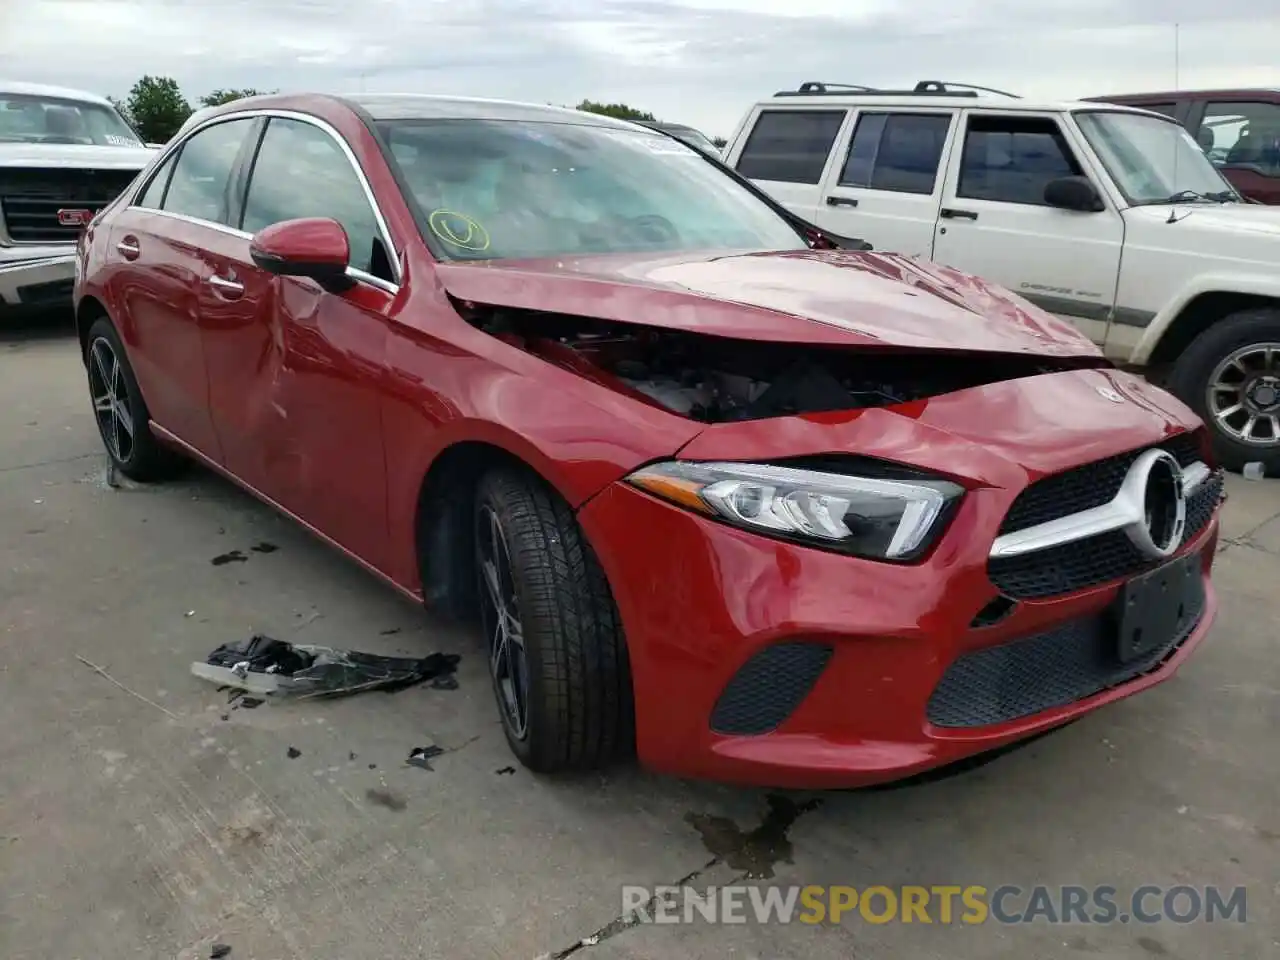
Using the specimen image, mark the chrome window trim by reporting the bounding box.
[129,107,402,288]
[989,457,1212,559]
[143,207,399,295]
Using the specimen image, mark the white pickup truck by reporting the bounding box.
[723,80,1280,473]
[1,81,156,318]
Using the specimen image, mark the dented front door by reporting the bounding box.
[199,232,394,570]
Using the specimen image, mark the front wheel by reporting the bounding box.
[473,468,634,773]
[1167,308,1280,475]
[85,317,184,482]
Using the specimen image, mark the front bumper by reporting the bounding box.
[0,245,77,313]
[578,475,1220,790]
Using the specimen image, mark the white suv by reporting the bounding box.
[724,80,1280,473]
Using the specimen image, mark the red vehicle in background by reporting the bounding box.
[1087,88,1280,204]
[73,93,1223,788]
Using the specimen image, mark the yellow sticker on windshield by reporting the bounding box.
[428,209,491,251]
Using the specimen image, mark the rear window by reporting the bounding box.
[735,110,845,184]
[839,113,952,194]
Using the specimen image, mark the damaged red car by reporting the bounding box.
[73,94,1224,788]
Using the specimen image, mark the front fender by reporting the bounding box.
[378,314,705,587]
[1130,271,1280,365]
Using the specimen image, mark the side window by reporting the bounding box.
[1141,102,1178,118]
[839,112,952,194]
[957,115,1084,206]
[735,110,845,184]
[1201,101,1280,175]
[241,117,385,277]
[135,152,177,209]
[161,118,256,224]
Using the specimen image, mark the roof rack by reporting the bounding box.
[774,80,1021,99]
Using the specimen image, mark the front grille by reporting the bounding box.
[999,432,1203,536]
[927,566,1205,727]
[0,167,138,243]
[989,469,1223,599]
[709,641,832,735]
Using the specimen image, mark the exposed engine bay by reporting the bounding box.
[458,302,1108,424]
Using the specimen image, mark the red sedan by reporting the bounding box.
[73,93,1224,788]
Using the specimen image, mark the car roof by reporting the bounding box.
[757,81,1157,116]
[342,93,645,129]
[1086,88,1280,102]
[759,93,1149,115]
[0,79,115,108]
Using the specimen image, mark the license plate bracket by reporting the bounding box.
[1114,553,1199,663]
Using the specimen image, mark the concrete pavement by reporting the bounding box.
[1,322,1276,959]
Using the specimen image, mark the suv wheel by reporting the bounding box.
[473,468,634,772]
[1168,308,1280,475]
[85,317,184,482]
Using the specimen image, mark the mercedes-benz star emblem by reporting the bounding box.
[1121,449,1187,560]
[1096,385,1125,403]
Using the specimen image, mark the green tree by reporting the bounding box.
[107,96,135,129]
[575,99,656,122]
[124,75,192,143]
[200,88,271,107]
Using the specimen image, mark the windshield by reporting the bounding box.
[1074,109,1237,204]
[0,94,143,147]
[376,118,806,261]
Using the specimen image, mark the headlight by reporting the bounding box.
[626,460,963,561]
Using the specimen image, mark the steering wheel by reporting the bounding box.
[627,214,679,244]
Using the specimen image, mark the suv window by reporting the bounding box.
[735,110,845,184]
[135,152,177,209]
[161,118,255,225]
[1201,101,1280,175]
[957,115,1083,205]
[839,112,951,195]
[241,117,385,277]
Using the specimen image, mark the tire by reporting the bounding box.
[1167,308,1280,475]
[473,468,634,772]
[85,317,185,482]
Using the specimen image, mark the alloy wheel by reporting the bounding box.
[1206,342,1280,446]
[88,337,136,464]
[477,505,530,740]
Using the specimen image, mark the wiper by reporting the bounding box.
[1144,189,1237,205]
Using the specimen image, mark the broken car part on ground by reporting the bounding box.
[191,634,459,700]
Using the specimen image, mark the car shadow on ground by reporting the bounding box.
[1,308,77,347]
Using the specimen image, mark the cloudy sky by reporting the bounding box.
[3,0,1277,137]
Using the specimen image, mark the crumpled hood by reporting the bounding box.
[679,366,1204,488]
[435,248,1101,358]
[0,142,157,170]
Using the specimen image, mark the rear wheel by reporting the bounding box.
[85,317,184,482]
[473,468,633,772]
[1167,308,1280,475]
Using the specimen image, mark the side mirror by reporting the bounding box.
[250,217,352,291]
[1044,176,1105,213]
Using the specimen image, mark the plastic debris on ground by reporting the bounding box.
[407,745,445,770]
[190,634,460,701]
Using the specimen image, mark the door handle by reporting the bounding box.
[207,274,245,297]
[940,208,978,220]
[116,236,140,260]
[825,196,859,208]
